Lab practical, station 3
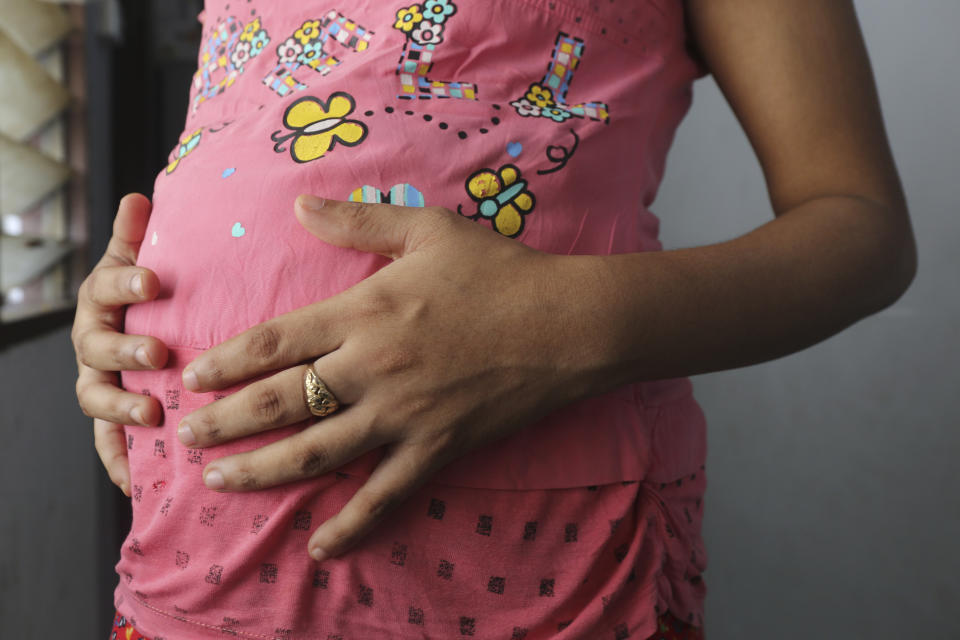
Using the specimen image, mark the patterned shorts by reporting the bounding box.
[111,609,704,639]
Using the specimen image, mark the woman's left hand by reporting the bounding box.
[177,195,609,561]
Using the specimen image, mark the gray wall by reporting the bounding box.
[653,1,959,637]
[0,1,956,639]
[0,327,100,635]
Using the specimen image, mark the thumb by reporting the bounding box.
[295,194,434,259]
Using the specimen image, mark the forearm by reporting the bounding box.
[561,195,917,396]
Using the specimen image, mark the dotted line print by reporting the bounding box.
[206,120,234,133]
[361,103,503,140]
[541,0,653,50]
[221,0,257,17]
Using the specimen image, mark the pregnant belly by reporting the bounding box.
[125,121,397,351]
[124,84,652,351]
[120,94,662,494]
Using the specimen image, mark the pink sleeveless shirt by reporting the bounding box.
[117,0,709,636]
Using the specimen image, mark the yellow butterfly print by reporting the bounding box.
[270,92,368,163]
[458,164,536,238]
[165,129,202,174]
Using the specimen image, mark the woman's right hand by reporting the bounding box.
[72,193,168,496]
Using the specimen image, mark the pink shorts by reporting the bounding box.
[114,469,705,638]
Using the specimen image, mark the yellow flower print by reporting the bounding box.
[459,164,536,238]
[394,5,424,32]
[525,83,554,108]
[294,19,322,45]
[271,92,369,164]
[240,17,261,42]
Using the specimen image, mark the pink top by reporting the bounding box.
[118,0,709,636]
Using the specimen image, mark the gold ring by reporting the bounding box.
[303,367,340,417]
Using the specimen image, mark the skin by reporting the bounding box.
[74,0,917,561]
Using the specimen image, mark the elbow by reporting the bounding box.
[872,205,918,311]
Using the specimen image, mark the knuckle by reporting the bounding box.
[348,202,378,234]
[195,412,221,442]
[106,249,134,267]
[201,360,227,388]
[107,451,127,475]
[399,295,428,325]
[351,289,394,321]
[78,274,97,305]
[93,433,107,459]
[70,320,82,347]
[235,467,261,490]
[357,485,399,521]
[425,205,451,225]
[248,324,283,363]
[251,387,286,427]
[422,206,456,237]
[74,330,92,366]
[354,412,380,443]
[108,338,127,368]
[107,469,125,487]
[396,393,437,422]
[76,386,93,417]
[86,271,109,307]
[295,439,330,477]
[371,347,417,377]
[77,277,90,300]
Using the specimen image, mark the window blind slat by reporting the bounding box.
[0,30,70,142]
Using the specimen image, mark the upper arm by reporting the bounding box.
[684,0,908,218]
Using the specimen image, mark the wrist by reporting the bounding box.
[534,253,630,403]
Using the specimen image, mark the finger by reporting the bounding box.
[76,366,163,426]
[295,195,451,260]
[182,302,347,392]
[95,193,153,269]
[178,359,359,447]
[200,404,383,492]
[306,441,429,561]
[81,264,161,311]
[74,326,168,372]
[93,418,132,496]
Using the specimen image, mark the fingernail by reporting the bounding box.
[204,469,224,490]
[178,422,196,446]
[310,546,329,562]
[134,345,153,368]
[183,367,199,392]
[298,194,326,212]
[120,483,130,497]
[129,273,143,296]
[130,406,146,426]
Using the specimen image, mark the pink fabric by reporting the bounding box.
[117,0,709,636]
[119,349,707,639]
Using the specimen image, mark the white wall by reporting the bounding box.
[653,1,959,637]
